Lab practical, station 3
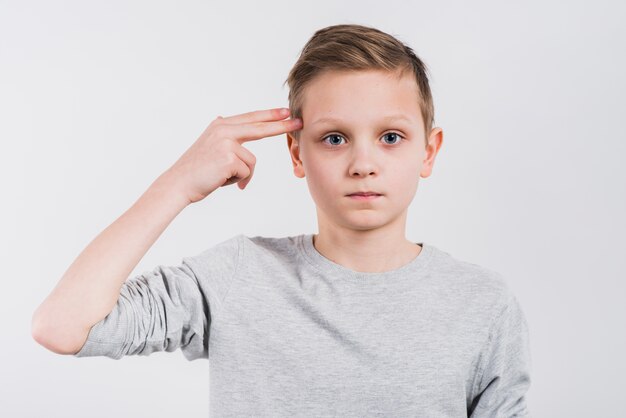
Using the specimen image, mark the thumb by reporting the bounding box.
[238,163,255,190]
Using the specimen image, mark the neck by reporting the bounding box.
[312,226,422,274]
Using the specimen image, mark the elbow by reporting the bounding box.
[31,308,85,355]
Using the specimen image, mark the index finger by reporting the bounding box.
[233,116,303,143]
[219,107,293,125]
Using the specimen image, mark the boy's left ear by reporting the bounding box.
[286,132,305,178]
[420,127,444,178]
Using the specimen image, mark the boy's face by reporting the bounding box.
[286,69,443,234]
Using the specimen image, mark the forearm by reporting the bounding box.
[32,169,191,353]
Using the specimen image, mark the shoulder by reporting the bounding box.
[184,234,302,268]
[182,234,244,274]
[241,234,302,257]
[425,244,517,316]
[243,234,300,249]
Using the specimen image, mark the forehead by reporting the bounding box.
[301,69,422,126]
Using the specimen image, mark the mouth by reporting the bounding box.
[347,192,383,200]
[347,192,382,197]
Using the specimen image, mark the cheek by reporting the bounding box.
[308,166,338,193]
[301,149,331,181]
[302,157,329,185]
[396,156,422,178]
[387,162,420,194]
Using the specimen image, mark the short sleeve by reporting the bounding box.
[73,234,242,361]
[469,289,533,417]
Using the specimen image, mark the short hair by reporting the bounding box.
[283,23,435,147]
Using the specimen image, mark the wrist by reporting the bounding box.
[150,170,192,210]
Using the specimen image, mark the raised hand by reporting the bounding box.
[167,107,302,204]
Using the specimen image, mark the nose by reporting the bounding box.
[348,145,378,177]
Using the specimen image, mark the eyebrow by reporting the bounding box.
[311,114,413,125]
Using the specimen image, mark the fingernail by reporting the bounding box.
[281,108,290,115]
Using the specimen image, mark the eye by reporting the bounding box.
[322,134,345,146]
[381,132,404,145]
[321,132,405,147]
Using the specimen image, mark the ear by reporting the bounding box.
[420,127,443,178]
[286,132,305,178]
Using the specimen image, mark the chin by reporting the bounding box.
[341,214,390,230]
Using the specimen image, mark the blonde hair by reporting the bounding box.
[283,23,435,147]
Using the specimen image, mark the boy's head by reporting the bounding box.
[283,24,443,235]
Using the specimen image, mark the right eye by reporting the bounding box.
[321,134,345,146]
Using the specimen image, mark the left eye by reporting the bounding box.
[381,132,404,145]
[321,132,405,146]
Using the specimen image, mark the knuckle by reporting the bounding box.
[251,121,265,131]
[227,140,241,153]
[208,117,222,129]
[225,151,238,164]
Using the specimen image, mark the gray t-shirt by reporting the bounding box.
[74,233,532,417]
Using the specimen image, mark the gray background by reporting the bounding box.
[1,0,624,416]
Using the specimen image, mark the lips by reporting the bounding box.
[347,192,382,196]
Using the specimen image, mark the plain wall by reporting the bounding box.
[1,0,624,416]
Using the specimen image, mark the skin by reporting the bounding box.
[286,69,444,273]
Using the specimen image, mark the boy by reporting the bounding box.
[32,24,531,416]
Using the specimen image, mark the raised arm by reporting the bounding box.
[31,107,302,355]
